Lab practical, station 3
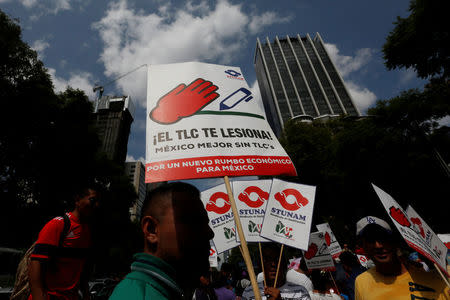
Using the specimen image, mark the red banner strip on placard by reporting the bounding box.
[145,155,297,183]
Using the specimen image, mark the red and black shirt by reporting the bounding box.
[30,212,91,299]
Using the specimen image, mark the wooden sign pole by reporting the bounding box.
[258,243,266,287]
[328,270,341,295]
[434,263,450,288]
[224,176,261,300]
[273,244,284,287]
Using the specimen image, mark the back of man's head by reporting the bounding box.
[141,182,200,222]
[140,182,214,287]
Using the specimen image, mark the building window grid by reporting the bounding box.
[309,40,347,114]
[258,40,285,127]
[286,37,320,117]
[265,37,294,122]
[304,41,343,114]
[313,34,360,116]
[274,38,304,116]
[293,40,331,115]
[301,36,334,115]
[276,37,306,116]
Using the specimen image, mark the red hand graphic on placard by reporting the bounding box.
[410,217,425,238]
[274,188,309,211]
[325,232,331,246]
[444,242,450,249]
[238,186,269,208]
[389,206,411,227]
[206,192,231,215]
[304,243,318,259]
[150,78,219,124]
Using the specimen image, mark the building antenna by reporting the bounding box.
[93,64,147,98]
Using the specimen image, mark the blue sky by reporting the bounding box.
[1,0,428,188]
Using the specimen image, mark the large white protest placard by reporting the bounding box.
[201,184,240,253]
[145,62,296,182]
[406,205,448,271]
[316,223,342,259]
[372,184,448,275]
[260,179,315,250]
[233,179,272,243]
[302,232,335,271]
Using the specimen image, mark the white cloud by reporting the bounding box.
[19,0,38,7]
[324,43,373,77]
[12,0,73,18]
[249,11,292,34]
[345,81,377,113]
[323,43,377,113]
[248,80,266,115]
[133,119,146,132]
[48,68,96,100]
[93,0,290,107]
[31,38,50,59]
[126,154,145,163]
[398,68,417,86]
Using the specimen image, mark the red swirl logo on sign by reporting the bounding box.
[274,188,309,211]
[206,192,231,214]
[238,186,269,208]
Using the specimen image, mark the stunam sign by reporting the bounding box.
[145,62,296,182]
[233,179,272,243]
[201,183,240,254]
[260,179,316,250]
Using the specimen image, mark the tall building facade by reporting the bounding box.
[255,33,360,136]
[93,95,134,163]
[125,161,146,221]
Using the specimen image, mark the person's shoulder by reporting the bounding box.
[110,273,160,300]
[407,264,448,287]
[355,267,377,282]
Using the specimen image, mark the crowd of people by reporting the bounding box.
[13,182,449,300]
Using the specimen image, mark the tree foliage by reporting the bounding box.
[0,9,139,275]
[383,0,450,80]
[279,116,449,247]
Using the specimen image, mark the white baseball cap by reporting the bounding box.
[356,216,392,237]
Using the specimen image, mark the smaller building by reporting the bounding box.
[125,161,146,221]
[93,95,134,163]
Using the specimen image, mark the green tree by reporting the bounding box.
[0,10,139,276]
[383,0,449,80]
[279,117,449,246]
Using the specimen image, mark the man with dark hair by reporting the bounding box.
[109,182,214,300]
[354,216,449,300]
[29,184,100,300]
[337,251,365,300]
[242,243,311,300]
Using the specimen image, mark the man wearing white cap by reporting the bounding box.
[354,216,449,300]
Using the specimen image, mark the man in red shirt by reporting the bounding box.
[28,185,100,300]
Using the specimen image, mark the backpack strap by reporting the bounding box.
[58,214,71,248]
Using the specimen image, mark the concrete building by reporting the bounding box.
[93,95,134,163]
[255,33,360,136]
[125,161,146,221]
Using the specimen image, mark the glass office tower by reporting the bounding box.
[255,33,360,136]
